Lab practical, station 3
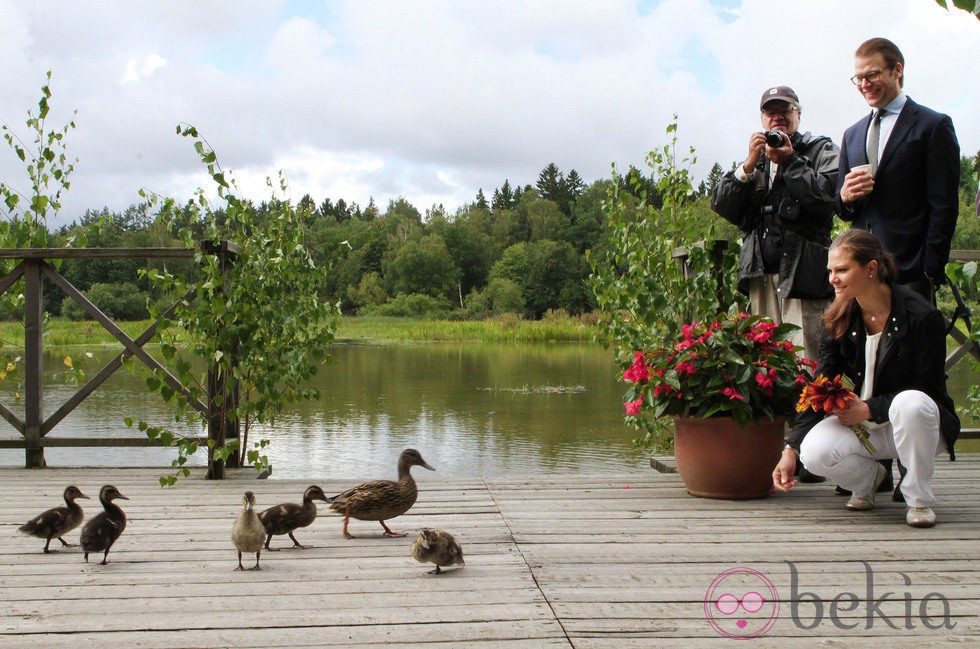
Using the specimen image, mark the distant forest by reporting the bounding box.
[34,157,980,322]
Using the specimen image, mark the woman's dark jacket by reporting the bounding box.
[788,285,960,459]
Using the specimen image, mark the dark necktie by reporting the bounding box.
[867,110,883,175]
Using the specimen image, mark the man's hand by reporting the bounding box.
[742,132,766,175]
[765,131,794,165]
[839,168,875,204]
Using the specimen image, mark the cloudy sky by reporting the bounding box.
[1,0,977,227]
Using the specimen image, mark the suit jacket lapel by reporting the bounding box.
[853,112,874,166]
[876,98,919,175]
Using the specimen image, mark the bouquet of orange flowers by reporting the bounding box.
[796,374,877,454]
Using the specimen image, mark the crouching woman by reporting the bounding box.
[772,229,959,527]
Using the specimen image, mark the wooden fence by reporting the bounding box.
[0,244,241,477]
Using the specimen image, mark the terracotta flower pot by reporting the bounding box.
[673,415,786,500]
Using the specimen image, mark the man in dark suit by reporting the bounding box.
[836,37,960,303]
[836,37,960,501]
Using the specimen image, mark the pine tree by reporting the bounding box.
[475,188,489,211]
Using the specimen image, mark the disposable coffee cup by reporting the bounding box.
[850,163,873,176]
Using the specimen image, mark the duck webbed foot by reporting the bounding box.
[288,532,309,549]
[380,521,406,537]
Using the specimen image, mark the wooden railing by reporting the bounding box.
[0,244,241,476]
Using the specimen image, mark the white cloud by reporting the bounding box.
[0,0,976,227]
[122,54,168,83]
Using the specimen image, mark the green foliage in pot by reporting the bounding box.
[588,119,741,450]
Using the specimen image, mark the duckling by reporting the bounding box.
[328,448,434,539]
[232,491,265,570]
[411,528,464,574]
[257,485,329,550]
[18,485,90,553]
[80,485,128,565]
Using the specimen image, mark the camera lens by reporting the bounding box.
[765,130,785,147]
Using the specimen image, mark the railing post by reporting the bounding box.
[205,241,240,478]
[23,260,45,468]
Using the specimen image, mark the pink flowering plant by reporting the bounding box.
[622,311,816,441]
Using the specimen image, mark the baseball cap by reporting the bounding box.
[760,86,800,109]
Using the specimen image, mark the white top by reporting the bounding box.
[861,330,883,428]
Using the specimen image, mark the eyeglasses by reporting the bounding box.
[761,105,799,117]
[850,67,891,85]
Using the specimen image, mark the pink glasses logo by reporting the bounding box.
[704,567,780,639]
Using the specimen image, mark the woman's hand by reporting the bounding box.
[834,397,872,427]
[772,447,799,492]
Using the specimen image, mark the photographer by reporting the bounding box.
[712,86,840,365]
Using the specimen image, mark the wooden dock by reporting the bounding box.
[1,457,978,647]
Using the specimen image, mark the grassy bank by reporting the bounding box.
[0,314,600,349]
[336,315,599,343]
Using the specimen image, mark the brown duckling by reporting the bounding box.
[257,485,329,550]
[411,528,464,574]
[19,485,90,553]
[80,485,129,565]
[232,491,266,570]
[328,448,434,539]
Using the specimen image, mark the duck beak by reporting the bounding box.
[117,494,130,500]
[421,461,435,471]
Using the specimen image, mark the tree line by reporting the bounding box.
[18,155,980,323]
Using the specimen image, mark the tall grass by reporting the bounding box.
[338,314,599,343]
[0,320,168,349]
[0,314,600,350]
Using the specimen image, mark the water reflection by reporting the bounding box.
[0,342,650,478]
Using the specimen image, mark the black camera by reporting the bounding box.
[764,130,786,147]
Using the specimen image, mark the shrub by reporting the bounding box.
[61,282,149,321]
[362,293,454,318]
[485,277,525,315]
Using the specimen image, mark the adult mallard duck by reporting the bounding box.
[411,528,464,574]
[19,485,90,553]
[80,485,128,565]
[232,491,266,570]
[328,448,434,539]
[257,485,329,550]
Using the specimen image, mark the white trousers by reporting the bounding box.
[799,390,943,508]
[748,274,829,364]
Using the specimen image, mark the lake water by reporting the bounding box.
[0,342,650,479]
[1,341,975,479]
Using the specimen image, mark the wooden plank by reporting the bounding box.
[0,460,978,646]
[0,436,209,449]
[950,249,980,262]
[23,260,43,467]
[0,247,196,259]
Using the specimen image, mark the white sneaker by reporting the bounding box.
[906,507,937,528]
[846,463,888,511]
